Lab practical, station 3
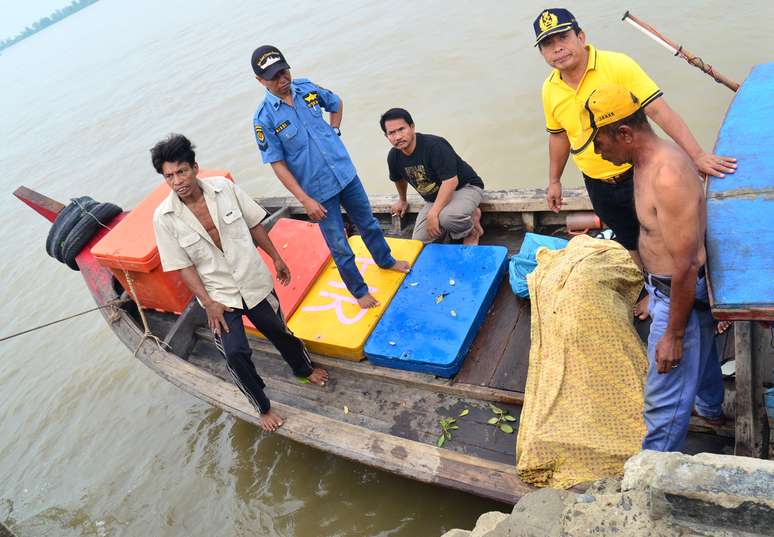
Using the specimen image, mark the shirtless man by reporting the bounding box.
[151,134,328,433]
[584,85,724,451]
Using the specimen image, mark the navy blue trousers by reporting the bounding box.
[214,292,312,414]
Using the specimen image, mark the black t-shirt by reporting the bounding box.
[387,133,484,202]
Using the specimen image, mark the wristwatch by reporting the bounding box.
[333,127,341,136]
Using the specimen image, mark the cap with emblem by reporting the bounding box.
[573,84,641,154]
[533,8,580,47]
[251,45,291,79]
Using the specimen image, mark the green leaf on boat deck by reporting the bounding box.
[297,377,311,384]
[449,425,460,430]
[459,408,470,417]
[435,292,449,304]
[344,405,349,415]
[499,424,514,434]
[437,434,446,447]
[447,418,456,424]
[489,404,504,415]
[504,415,517,422]
[446,431,453,440]
[487,417,499,425]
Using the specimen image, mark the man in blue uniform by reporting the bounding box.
[251,45,410,309]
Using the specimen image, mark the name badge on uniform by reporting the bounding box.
[275,120,291,134]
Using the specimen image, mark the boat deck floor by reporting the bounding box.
[142,224,732,476]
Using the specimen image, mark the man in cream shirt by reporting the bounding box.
[151,134,328,433]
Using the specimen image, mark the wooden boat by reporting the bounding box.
[14,184,739,504]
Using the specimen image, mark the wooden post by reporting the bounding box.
[391,213,403,235]
[521,212,535,232]
[734,321,769,458]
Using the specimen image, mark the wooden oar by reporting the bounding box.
[622,11,740,92]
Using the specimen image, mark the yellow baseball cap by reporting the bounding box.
[572,84,641,155]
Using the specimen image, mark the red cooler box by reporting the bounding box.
[91,170,233,314]
[245,218,330,337]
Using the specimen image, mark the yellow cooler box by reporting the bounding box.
[288,236,423,360]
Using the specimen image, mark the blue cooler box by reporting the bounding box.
[364,244,508,377]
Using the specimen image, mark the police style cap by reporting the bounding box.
[251,45,290,79]
[573,84,641,155]
[533,8,579,46]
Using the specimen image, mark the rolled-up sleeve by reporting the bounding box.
[314,83,341,113]
[153,214,192,272]
[231,183,267,228]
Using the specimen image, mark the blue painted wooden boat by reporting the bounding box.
[707,62,774,321]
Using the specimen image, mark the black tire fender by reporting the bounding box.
[60,202,123,270]
[45,197,98,261]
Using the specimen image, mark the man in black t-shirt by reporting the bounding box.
[380,108,485,244]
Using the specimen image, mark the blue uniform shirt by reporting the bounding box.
[253,78,356,202]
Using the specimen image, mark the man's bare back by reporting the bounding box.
[633,139,707,276]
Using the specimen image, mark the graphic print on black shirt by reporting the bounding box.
[388,133,484,202]
[403,164,439,198]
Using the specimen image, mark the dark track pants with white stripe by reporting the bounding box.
[214,292,313,414]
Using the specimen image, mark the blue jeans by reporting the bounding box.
[642,275,724,451]
[318,176,396,298]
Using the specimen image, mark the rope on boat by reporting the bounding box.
[119,266,171,356]
[76,200,170,355]
[0,297,129,343]
[45,195,169,355]
[47,197,122,271]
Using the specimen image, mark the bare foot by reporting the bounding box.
[463,208,483,245]
[715,320,732,335]
[356,293,380,308]
[462,226,481,245]
[473,208,484,237]
[634,294,649,320]
[307,367,329,386]
[388,260,411,273]
[259,409,284,432]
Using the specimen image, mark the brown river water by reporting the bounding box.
[1,1,772,535]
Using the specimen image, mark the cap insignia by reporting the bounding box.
[539,11,559,32]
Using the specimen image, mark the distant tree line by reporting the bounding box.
[0,0,99,52]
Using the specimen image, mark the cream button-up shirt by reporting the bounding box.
[152,177,274,309]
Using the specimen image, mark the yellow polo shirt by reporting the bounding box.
[542,45,662,180]
[153,177,274,310]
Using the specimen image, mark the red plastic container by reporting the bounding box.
[244,218,330,337]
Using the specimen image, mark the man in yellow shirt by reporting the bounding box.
[535,8,735,267]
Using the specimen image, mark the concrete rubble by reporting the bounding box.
[441,451,774,537]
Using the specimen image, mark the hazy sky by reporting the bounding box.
[0,0,73,39]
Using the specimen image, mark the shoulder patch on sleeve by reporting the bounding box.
[255,123,269,151]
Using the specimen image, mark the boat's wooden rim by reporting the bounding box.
[258,187,592,214]
[112,307,532,503]
[194,327,734,438]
